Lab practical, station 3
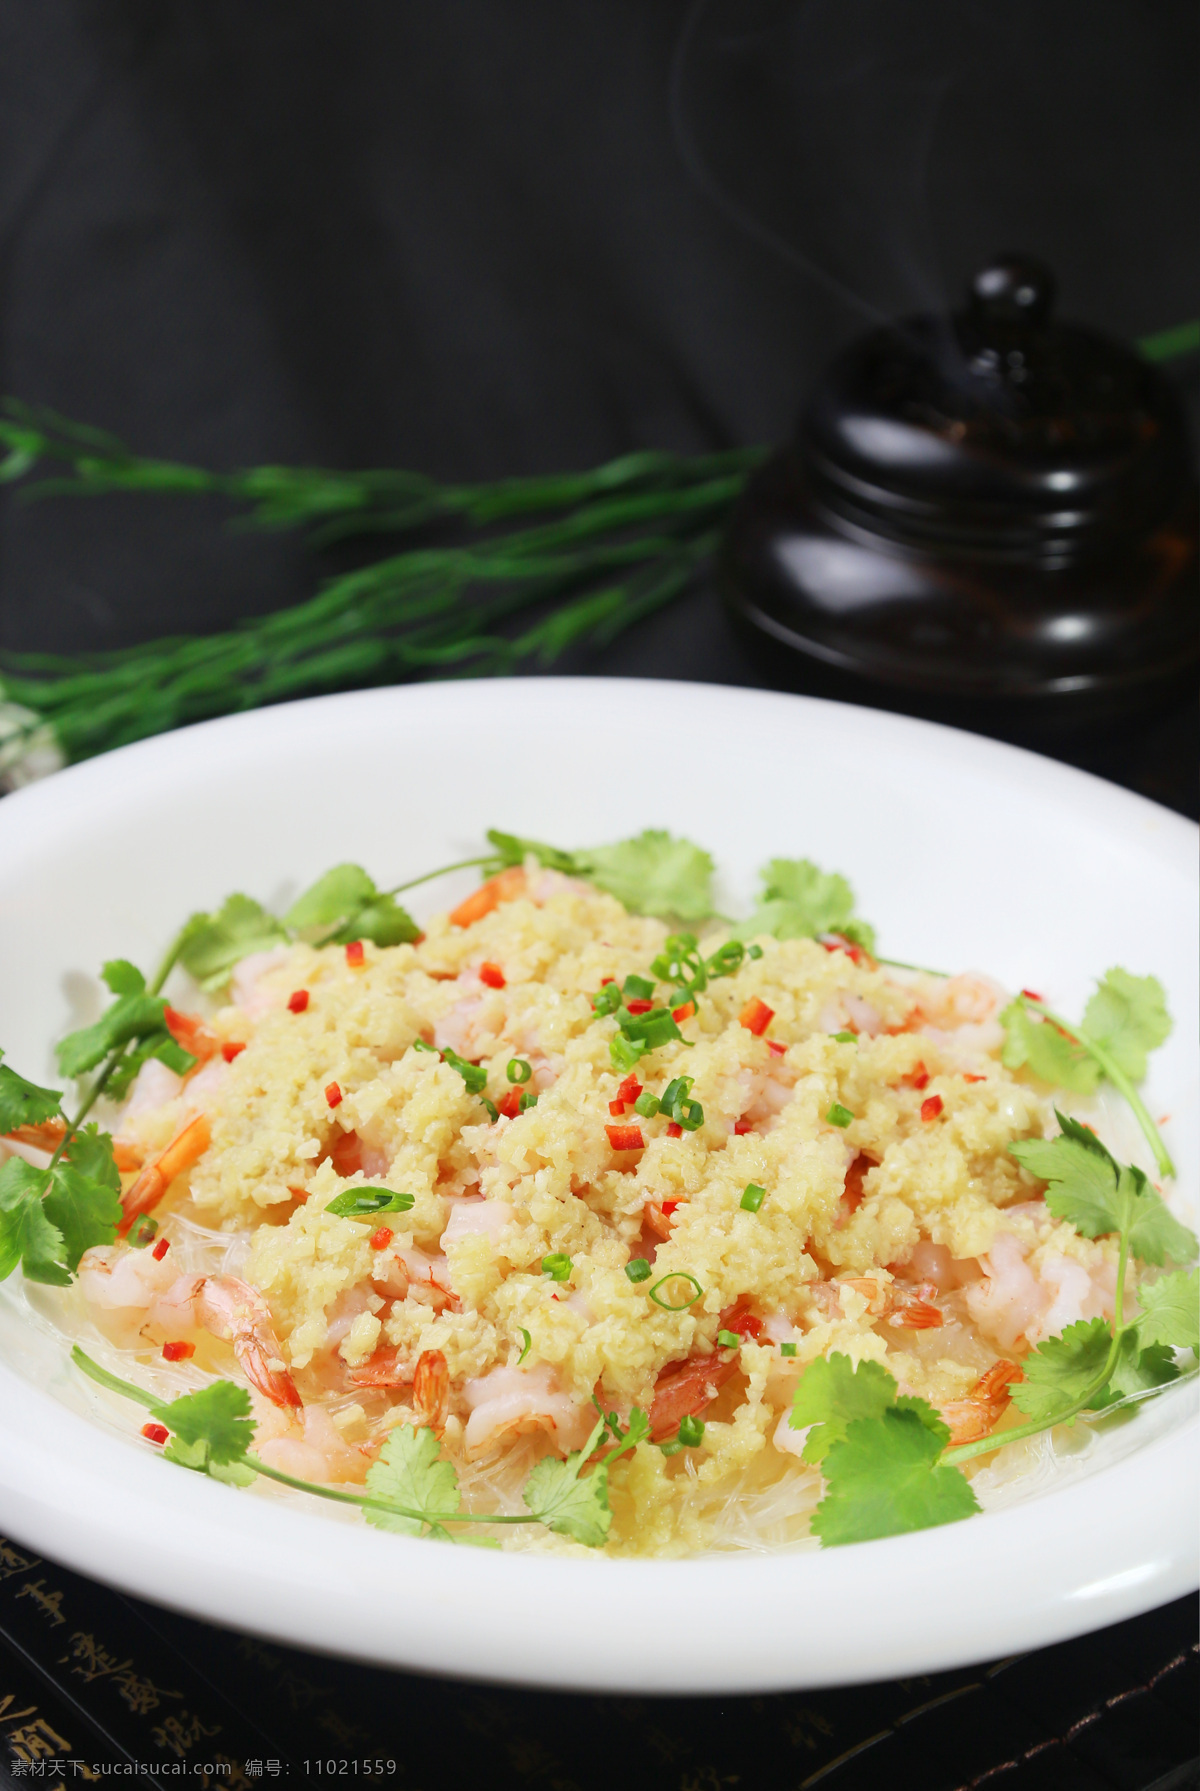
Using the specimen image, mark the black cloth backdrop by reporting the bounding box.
[0,0,1196,665]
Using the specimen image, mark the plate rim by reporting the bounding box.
[0,676,1196,1692]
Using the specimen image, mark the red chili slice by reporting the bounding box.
[287,989,310,1014]
[739,997,774,1036]
[479,961,506,989]
[606,1124,645,1152]
[921,1094,944,1121]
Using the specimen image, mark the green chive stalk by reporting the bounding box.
[0,401,762,776]
[1,313,1193,780]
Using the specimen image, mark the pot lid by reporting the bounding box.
[801,255,1191,553]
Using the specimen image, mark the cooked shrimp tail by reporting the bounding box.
[119,1113,210,1231]
[193,1275,302,1412]
[411,1349,450,1434]
[941,1360,1022,1447]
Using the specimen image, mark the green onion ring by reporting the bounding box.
[648,1272,704,1311]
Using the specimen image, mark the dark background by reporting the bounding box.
[0,6,1196,1784]
[0,0,1196,659]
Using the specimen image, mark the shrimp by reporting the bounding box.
[154,1273,301,1411]
[349,1347,413,1389]
[449,865,527,929]
[648,1351,740,1442]
[411,1349,449,1434]
[460,1364,593,1457]
[940,1360,1023,1447]
[964,1228,1115,1352]
[252,1401,367,1484]
[119,1113,211,1231]
[2,1120,143,1174]
[373,1243,459,1312]
[162,1006,219,1064]
[78,1248,301,1411]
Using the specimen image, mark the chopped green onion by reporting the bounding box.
[650,934,706,994]
[441,1046,488,1095]
[717,1329,741,1349]
[826,1102,855,1128]
[127,1215,158,1248]
[832,1031,857,1045]
[624,1257,652,1284]
[780,1341,797,1358]
[518,1090,539,1112]
[325,1187,416,1218]
[660,1075,704,1131]
[517,1327,532,1364]
[633,1090,660,1118]
[748,944,764,960]
[411,1038,437,1054]
[677,1413,705,1447]
[480,1095,499,1122]
[740,1183,766,1213]
[541,1252,572,1282]
[591,984,623,1016]
[610,1034,648,1073]
[619,1007,684,1049]
[622,973,656,1000]
[705,940,745,978]
[648,1271,703,1311]
[506,1057,532,1084]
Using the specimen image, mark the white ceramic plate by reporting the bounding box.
[0,679,1195,1693]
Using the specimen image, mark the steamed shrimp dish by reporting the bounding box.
[4,843,1190,1557]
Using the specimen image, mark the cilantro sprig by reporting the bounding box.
[0,939,197,1285]
[1001,973,1174,1176]
[732,858,875,952]
[787,1126,1197,1545]
[71,1346,616,1547]
[483,828,715,921]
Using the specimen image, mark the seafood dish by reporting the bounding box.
[2,828,1194,1557]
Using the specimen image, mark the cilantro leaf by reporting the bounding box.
[1011,1116,1196,1265]
[155,1382,256,1471]
[363,1423,461,1536]
[1081,969,1171,1083]
[42,1128,122,1272]
[789,1353,898,1464]
[101,959,146,996]
[285,863,377,930]
[56,991,177,1080]
[578,831,714,921]
[812,1408,979,1546]
[177,894,290,991]
[0,1127,122,1284]
[0,1156,67,1285]
[522,1445,612,1546]
[1000,1002,1099,1093]
[0,1052,62,1133]
[1009,1318,1113,1426]
[1133,1268,1199,1354]
[1095,1329,1179,1407]
[1010,1115,1123,1233]
[484,827,714,921]
[731,858,875,951]
[484,830,580,875]
[284,864,420,947]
